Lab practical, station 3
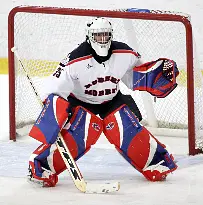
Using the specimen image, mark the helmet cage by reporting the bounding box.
[88,28,112,45]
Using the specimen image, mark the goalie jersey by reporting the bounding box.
[42,41,141,104]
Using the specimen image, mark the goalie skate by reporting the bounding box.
[27,175,44,187]
[27,166,58,187]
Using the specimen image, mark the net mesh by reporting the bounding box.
[12,8,203,150]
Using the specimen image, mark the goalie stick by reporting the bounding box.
[11,47,120,194]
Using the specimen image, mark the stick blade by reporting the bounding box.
[85,182,120,194]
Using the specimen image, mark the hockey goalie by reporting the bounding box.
[28,17,178,187]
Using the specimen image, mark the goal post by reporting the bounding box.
[8,6,203,155]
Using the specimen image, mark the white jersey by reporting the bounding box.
[43,41,141,104]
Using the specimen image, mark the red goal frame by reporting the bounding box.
[8,6,200,155]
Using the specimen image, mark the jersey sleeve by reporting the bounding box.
[41,57,74,101]
[121,51,142,90]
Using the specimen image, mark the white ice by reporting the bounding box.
[1,0,203,205]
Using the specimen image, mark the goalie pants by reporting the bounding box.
[68,91,142,121]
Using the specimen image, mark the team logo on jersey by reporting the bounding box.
[92,123,100,131]
[86,64,93,69]
[84,76,120,97]
[106,122,115,130]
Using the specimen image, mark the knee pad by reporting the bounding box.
[29,94,70,144]
[103,105,177,181]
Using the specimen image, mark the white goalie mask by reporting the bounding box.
[86,18,113,56]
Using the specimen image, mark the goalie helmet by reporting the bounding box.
[86,17,113,56]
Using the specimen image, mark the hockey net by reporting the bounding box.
[8,6,203,155]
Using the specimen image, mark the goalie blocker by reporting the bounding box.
[29,93,177,187]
